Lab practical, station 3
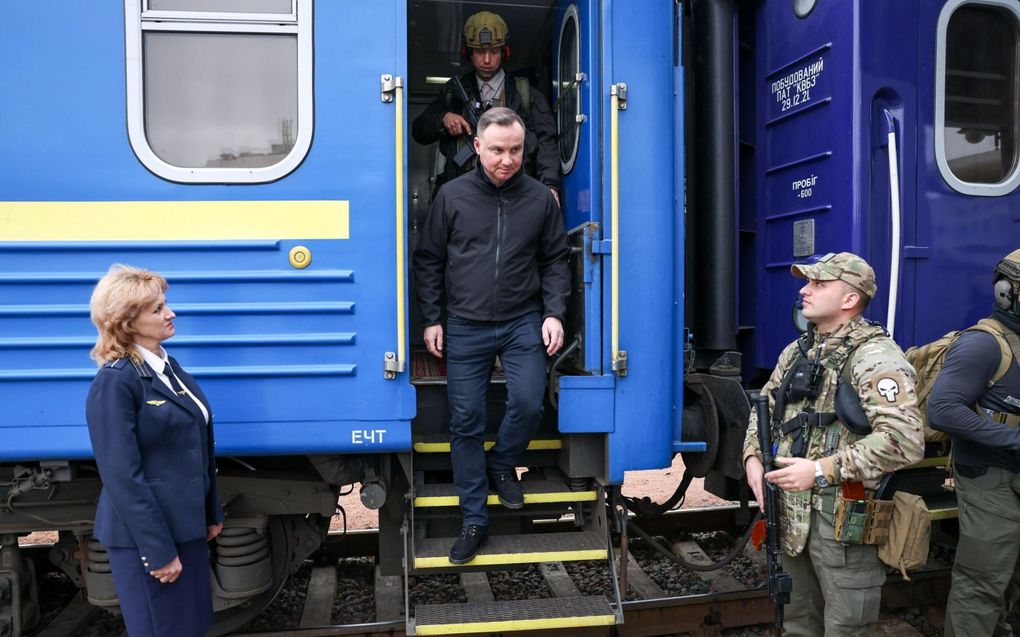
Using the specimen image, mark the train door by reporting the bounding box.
[553,1,602,372]
[552,2,684,483]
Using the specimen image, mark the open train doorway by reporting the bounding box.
[405,1,559,328]
[403,0,600,388]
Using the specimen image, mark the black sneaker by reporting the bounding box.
[449,525,487,564]
[490,472,524,509]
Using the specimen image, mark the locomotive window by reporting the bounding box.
[125,0,313,183]
[558,5,581,174]
[936,0,1020,196]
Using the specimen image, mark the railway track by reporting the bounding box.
[22,506,952,637]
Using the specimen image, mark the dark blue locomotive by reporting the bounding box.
[0,0,1013,634]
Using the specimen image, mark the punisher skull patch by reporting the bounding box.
[874,375,903,404]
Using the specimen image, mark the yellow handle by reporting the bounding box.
[394,80,407,374]
[610,84,627,376]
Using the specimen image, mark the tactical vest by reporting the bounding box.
[772,320,888,556]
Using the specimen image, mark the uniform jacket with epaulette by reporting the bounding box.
[86,356,224,572]
[742,316,924,555]
[411,70,560,190]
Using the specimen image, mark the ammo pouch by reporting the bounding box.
[877,492,930,580]
[833,491,894,546]
[786,357,824,401]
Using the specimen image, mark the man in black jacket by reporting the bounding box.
[411,11,560,202]
[414,107,570,564]
[929,249,1020,637]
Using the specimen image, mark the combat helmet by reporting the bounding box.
[994,248,1020,316]
[464,11,508,49]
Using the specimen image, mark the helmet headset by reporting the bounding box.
[994,248,1020,316]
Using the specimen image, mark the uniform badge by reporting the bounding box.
[875,377,901,403]
[146,400,166,406]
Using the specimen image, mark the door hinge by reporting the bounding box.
[381,74,403,103]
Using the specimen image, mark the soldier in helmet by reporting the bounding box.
[742,252,924,636]
[929,249,1020,637]
[412,11,560,203]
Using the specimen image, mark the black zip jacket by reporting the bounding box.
[411,71,560,189]
[414,165,570,326]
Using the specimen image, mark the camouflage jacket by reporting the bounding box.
[742,316,924,555]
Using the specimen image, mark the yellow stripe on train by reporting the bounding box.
[0,201,349,241]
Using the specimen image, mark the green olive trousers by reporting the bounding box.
[783,510,886,636]
[945,466,1020,637]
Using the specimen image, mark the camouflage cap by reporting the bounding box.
[791,252,877,299]
[464,11,508,48]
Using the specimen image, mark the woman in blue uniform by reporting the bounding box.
[86,264,224,636]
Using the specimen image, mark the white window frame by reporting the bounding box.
[935,0,1020,196]
[124,0,313,184]
[558,4,581,175]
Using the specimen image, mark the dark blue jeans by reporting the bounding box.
[446,311,547,527]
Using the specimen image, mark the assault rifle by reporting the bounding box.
[450,76,482,169]
[753,392,793,636]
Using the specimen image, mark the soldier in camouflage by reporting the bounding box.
[742,252,924,636]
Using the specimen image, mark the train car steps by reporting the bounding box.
[403,437,622,634]
[412,597,615,635]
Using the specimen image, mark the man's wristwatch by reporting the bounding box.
[814,461,830,488]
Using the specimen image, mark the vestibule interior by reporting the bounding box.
[405,0,561,365]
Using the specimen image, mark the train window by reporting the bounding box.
[558,5,581,174]
[936,0,1020,196]
[148,0,293,13]
[793,0,819,19]
[124,0,313,183]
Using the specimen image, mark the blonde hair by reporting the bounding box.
[89,264,168,365]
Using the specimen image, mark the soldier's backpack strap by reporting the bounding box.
[971,318,1020,427]
[971,318,1020,388]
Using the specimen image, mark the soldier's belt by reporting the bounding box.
[991,411,1020,427]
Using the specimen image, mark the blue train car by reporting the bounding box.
[694,0,1020,504]
[0,1,691,633]
[750,0,1020,364]
[0,0,1014,634]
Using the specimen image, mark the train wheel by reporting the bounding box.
[681,374,721,477]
